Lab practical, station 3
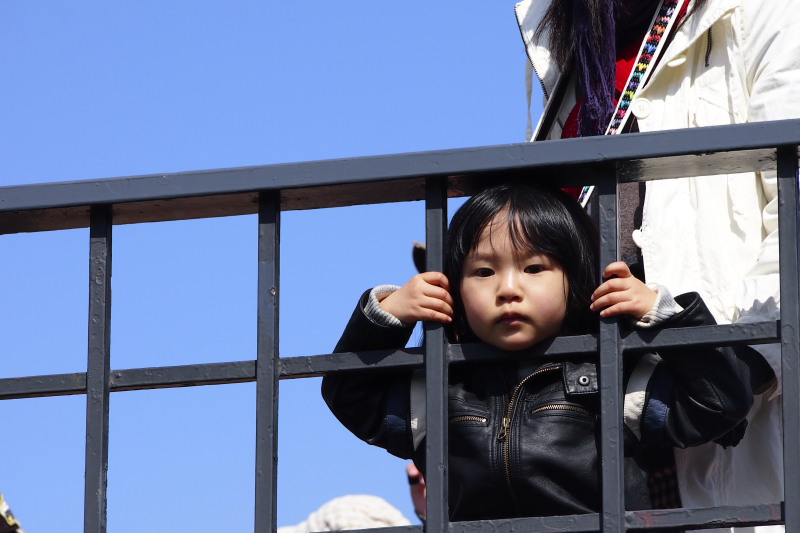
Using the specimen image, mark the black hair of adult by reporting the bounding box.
[444,181,599,345]
[535,0,709,68]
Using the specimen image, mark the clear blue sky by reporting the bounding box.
[0,2,542,531]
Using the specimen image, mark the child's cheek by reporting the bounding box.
[465,306,492,344]
[461,295,483,337]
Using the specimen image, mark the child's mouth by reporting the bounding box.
[498,313,527,326]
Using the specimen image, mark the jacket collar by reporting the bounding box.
[515,0,560,98]
[650,0,740,82]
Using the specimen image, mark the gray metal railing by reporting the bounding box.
[1,119,799,532]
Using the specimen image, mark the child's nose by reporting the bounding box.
[497,271,523,302]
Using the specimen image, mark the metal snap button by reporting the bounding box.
[578,375,590,386]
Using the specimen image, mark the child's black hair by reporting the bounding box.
[444,181,599,343]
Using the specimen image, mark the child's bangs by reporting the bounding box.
[504,203,547,256]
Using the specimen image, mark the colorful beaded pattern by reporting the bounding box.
[577,0,684,207]
[605,0,681,135]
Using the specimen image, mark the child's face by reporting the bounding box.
[460,213,568,351]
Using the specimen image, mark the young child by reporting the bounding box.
[322,182,774,521]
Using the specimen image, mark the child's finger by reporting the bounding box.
[603,261,632,280]
[591,277,632,302]
[598,301,640,318]
[421,308,453,323]
[589,289,628,311]
[419,271,451,291]
[423,295,454,318]
[592,285,656,319]
[423,284,454,307]
[416,298,453,323]
[415,273,453,305]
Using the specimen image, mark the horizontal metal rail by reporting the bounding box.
[0,319,780,399]
[335,502,785,533]
[1,120,798,234]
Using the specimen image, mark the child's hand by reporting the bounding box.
[380,272,454,324]
[590,262,657,320]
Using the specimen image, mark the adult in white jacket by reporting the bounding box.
[515,0,800,532]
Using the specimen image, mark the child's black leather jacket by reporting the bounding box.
[321,290,774,521]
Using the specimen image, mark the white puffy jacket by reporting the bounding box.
[515,0,800,531]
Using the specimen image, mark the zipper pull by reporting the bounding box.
[497,417,510,441]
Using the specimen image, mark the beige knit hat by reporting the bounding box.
[278,494,411,533]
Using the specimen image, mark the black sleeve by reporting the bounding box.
[638,292,776,449]
[321,290,417,458]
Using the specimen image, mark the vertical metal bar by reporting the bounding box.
[597,175,625,533]
[84,205,112,533]
[778,145,800,531]
[424,178,448,531]
[254,191,281,532]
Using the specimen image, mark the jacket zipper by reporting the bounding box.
[450,415,488,424]
[497,365,561,504]
[531,403,593,416]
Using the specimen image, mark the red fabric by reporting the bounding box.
[562,186,584,200]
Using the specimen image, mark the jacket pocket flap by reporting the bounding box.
[563,361,598,395]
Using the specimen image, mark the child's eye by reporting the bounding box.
[524,265,544,274]
[475,268,494,277]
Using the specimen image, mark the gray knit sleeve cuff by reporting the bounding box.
[364,285,409,328]
[635,284,684,328]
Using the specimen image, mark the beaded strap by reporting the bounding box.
[605,0,685,135]
[578,0,686,207]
